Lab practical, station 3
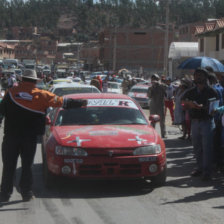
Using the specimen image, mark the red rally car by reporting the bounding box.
[42,93,166,187]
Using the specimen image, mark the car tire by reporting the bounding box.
[150,164,167,187]
[42,157,56,189]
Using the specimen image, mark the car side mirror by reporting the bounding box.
[46,116,52,125]
[149,114,160,124]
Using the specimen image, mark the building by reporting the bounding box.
[56,42,82,64]
[99,27,177,75]
[178,22,204,42]
[0,41,16,59]
[195,18,224,63]
[80,41,101,71]
[168,42,198,79]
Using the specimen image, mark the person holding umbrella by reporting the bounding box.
[182,68,218,181]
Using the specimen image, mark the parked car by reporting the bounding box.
[107,81,122,94]
[128,85,150,108]
[42,93,166,188]
[46,78,73,89]
[48,82,100,96]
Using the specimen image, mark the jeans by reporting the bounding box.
[191,119,215,175]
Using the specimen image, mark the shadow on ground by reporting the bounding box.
[14,164,154,200]
[163,137,224,206]
[11,136,224,206]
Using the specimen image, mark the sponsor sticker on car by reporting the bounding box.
[87,99,138,109]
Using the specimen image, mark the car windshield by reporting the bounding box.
[54,87,99,96]
[108,83,119,89]
[55,107,147,126]
[131,88,147,93]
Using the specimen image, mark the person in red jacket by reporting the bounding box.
[0,69,87,202]
[97,75,103,91]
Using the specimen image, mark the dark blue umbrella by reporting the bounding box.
[177,56,224,72]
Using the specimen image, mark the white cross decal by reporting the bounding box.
[128,136,147,145]
[67,136,91,147]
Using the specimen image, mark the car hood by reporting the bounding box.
[53,125,157,148]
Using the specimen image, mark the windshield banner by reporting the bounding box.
[87,99,138,109]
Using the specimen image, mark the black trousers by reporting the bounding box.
[1,134,37,195]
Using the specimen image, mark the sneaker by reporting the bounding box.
[0,192,10,202]
[21,191,35,202]
[191,169,202,177]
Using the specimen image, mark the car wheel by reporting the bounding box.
[43,157,56,189]
[150,165,167,187]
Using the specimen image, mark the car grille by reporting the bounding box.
[87,148,133,157]
[78,164,141,176]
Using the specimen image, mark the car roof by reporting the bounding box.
[108,81,121,84]
[52,82,97,89]
[131,84,149,89]
[64,93,132,100]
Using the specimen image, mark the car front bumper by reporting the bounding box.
[46,154,166,179]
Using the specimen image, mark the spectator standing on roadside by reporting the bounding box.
[121,77,130,94]
[207,69,224,171]
[0,69,87,202]
[182,68,218,181]
[90,76,101,92]
[97,75,103,91]
[102,76,109,93]
[174,78,192,140]
[164,78,175,123]
[147,74,167,138]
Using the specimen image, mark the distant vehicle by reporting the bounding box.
[42,69,51,76]
[107,82,122,94]
[56,69,67,78]
[90,71,103,79]
[3,59,19,68]
[84,76,91,85]
[46,78,73,89]
[128,84,150,108]
[79,71,90,77]
[24,64,36,70]
[136,80,151,86]
[42,93,166,187]
[72,77,83,83]
[48,82,100,96]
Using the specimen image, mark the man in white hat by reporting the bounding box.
[0,69,87,202]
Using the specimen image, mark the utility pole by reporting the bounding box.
[112,26,117,71]
[163,0,170,77]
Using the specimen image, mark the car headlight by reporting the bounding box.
[55,146,88,156]
[133,144,161,155]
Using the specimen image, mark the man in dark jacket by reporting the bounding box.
[147,74,167,138]
[0,69,87,202]
[182,68,218,181]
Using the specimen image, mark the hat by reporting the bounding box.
[22,69,39,80]
[151,74,160,81]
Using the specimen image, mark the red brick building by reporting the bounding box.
[99,27,177,74]
[80,41,101,70]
